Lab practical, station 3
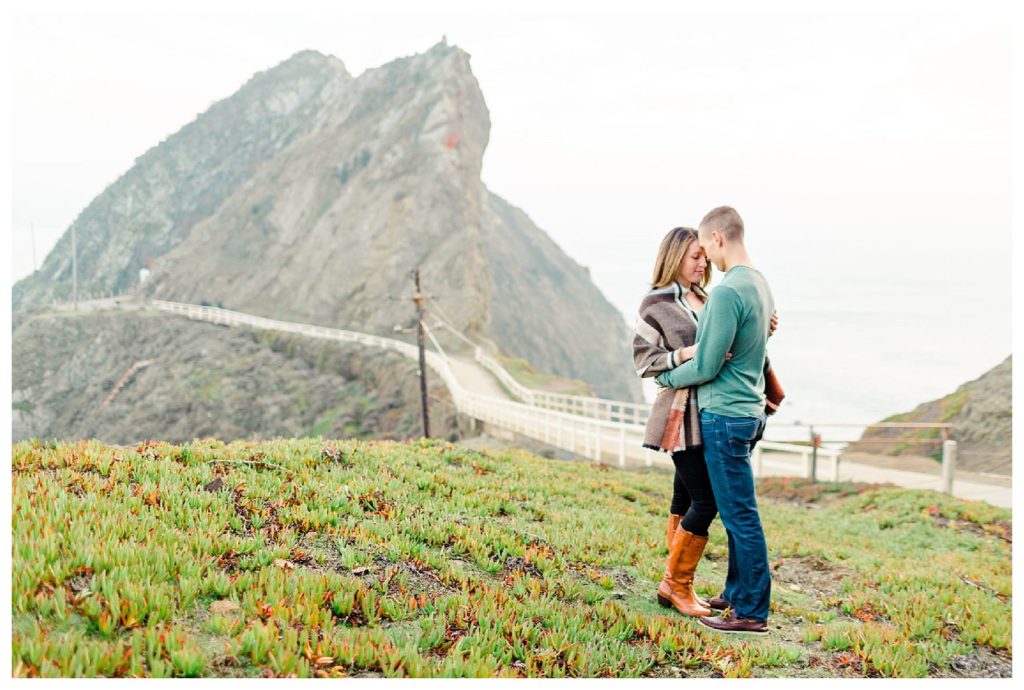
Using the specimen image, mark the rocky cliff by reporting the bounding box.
[853,356,1012,474]
[14,42,640,402]
[12,309,464,445]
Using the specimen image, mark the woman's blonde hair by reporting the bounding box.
[650,226,712,289]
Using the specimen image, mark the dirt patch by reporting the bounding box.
[985,520,1013,543]
[757,477,889,508]
[203,477,227,492]
[207,654,255,678]
[502,556,542,579]
[596,565,640,593]
[642,663,718,679]
[924,506,1012,545]
[771,555,853,601]
[65,568,94,595]
[810,651,882,678]
[212,548,244,573]
[945,645,1012,678]
[356,489,395,520]
[394,559,458,597]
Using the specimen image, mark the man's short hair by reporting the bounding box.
[699,206,744,242]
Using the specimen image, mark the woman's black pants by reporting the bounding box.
[670,445,718,537]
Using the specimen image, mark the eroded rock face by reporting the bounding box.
[15,50,353,311]
[853,356,1011,474]
[14,42,642,402]
[12,310,464,445]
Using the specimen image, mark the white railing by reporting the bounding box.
[149,300,968,491]
[152,300,664,469]
[31,296,1000,503]
[473,348,536,405]
[472,347,652,424]
[153,301,422,359]
[752,441,844,482]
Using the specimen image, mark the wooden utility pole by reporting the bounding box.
[393,267,434,438]
[412,268,430,438]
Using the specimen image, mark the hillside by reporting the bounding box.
[12,42,641,402]
[12,309,464,444]
[11,438,1011,678]
[852,356,1012,474]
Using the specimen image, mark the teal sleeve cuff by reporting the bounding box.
[658,360,703,389]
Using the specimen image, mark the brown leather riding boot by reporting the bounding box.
[665,514,682,551]
[665,515,709,609]
[657,526,712,617]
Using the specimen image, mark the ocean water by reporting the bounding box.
[627,271,1010,443]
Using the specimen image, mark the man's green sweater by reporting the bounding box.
[656,265,774,418]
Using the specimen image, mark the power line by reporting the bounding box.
[421,321,448,360]
[428,296,478,349]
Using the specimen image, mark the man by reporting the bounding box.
[655,206,774,635]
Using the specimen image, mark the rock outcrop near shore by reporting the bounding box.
[852,356,1011,474]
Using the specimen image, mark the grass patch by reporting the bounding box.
[13,399,35,413]
[11,437,1011,678]
[495,355,594,396]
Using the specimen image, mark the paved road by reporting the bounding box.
[839,451,1010,488]
[758,451,1011,508]
[447,354,513,400]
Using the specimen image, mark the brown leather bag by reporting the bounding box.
[763,358,785,416]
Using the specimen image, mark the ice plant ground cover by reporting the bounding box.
[11,437,1011,678]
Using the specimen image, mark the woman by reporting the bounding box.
[633,227,718,617]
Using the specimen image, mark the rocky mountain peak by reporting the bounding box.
[15,44,642,402]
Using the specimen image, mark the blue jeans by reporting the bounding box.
[700,410,771,622]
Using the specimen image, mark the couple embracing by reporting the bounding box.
[633,206,779,636]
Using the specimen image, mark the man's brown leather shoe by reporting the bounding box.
[707,594,729,611]
[699,609,768,635]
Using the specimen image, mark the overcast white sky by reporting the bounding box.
[9,6,1012,326]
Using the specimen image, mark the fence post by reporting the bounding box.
[752,445,763,477]
[831,452,840,482]
[809,426,819,483]
[942,440,957,494]
[618,426,626,468]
